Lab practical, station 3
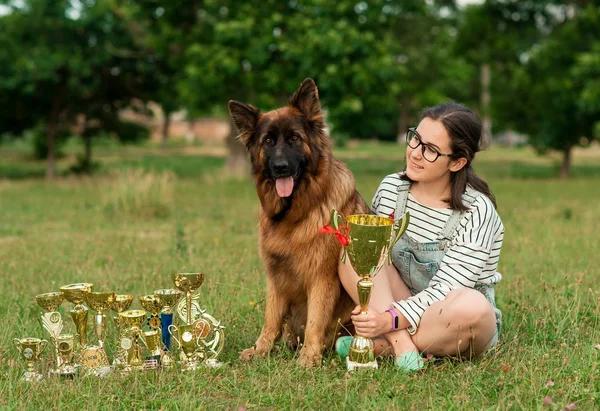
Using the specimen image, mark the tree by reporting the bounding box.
[0,0,155,176]
[500,3,600,178]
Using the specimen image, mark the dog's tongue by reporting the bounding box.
[275,177,294,197]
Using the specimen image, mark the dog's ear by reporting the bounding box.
[289,78,323,123]
[228,100,260,146]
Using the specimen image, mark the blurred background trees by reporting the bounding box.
[0,0,598,178]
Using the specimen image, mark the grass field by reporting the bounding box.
[0,139,598,410]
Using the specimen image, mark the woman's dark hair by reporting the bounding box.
[401,102,497,211]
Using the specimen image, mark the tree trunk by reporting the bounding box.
[46,123,56,178]
[46,86,65,178]
[559,146,572,179]
[224,116,249,178]
[83,125,92,172]
[396,103,409,144]
[161,112,171,150]
[480,63,492,145]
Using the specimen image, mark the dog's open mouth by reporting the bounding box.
[275,176,294,197]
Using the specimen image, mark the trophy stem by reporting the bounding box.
[186,291,192,325]
[357,277,374,314]
[70,305,88,346]
[94,313,106,348]
[347,276,378,371]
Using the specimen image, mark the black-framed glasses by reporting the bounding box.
[405,127,454,163]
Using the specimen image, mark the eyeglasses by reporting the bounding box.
[405,127,454,163]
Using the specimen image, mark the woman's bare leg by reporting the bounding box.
[413,288,497,358]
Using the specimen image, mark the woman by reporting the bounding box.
[336,102,504,372]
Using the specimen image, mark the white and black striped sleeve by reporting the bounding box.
[393,195,504,334]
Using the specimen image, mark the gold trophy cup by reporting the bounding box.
[85,291,117,349]
[328,210,409,371]
[154,289,183,367]
[172,272,204,325]
[168,323,202,370]
[13,338,48,382]
[139,295,162,330]
[111,294,133,329]
[143,329,163,369]
[60,283,94,346]
[54,334,77,377]
[110,294,133,366]
[35,292,65,374]
[118,309,148,372]
[80,291,116,374]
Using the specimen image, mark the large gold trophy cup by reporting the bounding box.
[327,209,409,371]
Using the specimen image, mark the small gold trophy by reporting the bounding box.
[118,309,148,372]
[327,209,409,371]
[172,272,204,325]
[110,294,133,366]
[154,289,183,367]
[143,329,162,369]
[35,292,65,375]
[55,334,77,377]
[111,294,133,329]
[139,295,162,330]
[168,323,202,370]
[60,283,94,346]
[13,338,48,382]
[82,291,116,374]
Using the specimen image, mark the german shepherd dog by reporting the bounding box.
[228,78,369,367]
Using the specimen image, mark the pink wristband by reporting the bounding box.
[386,307,399,331]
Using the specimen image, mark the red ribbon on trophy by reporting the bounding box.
[318,224,350,246]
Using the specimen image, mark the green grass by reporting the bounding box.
[0,140,599,409]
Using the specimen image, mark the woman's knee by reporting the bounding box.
[446,288,496,329]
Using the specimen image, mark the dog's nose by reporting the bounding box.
[273,160,289,175]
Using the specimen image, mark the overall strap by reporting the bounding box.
[437,187,483,243]
[393,175,411,217]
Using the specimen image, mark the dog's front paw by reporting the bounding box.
[240,343,270,361]
[298,346,322,368]
[240,347,258,361]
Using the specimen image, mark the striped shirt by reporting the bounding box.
[372,173,504,333]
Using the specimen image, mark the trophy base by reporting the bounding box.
[346,357,378,372]
[84,365,113,378]
[50,365,78,379]
[21,371,44,383]
[205,359,223,369]
[181,360,201,371]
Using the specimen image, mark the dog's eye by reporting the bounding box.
[264,138,272,145]
[290,134,299,142]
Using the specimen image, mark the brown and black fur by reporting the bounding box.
[228,78,369,367]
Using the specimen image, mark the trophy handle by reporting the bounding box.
[168,324,181,349]
[387,211,410,265]
[13,338,22,352]
[328,208,349,263]
[200,313,225,360]
[39,339,49,355]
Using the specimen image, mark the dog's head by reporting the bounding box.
[228,78,329,199]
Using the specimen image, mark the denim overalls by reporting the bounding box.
[390,180,502,347]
